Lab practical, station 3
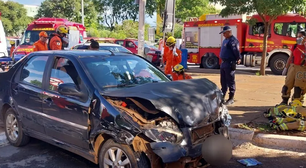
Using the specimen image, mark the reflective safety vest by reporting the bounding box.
[264,103,306,131]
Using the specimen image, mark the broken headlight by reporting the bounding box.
[143,120,184,144]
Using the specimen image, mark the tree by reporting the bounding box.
[209,0,304,75]
[156,0,219,22]
[93,0,156,31]
[36,0,98,28]
[0,1,33,36]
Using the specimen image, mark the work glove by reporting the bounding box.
[173,48,178,56]
[282,68,287,76]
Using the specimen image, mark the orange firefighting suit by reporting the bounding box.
[163,47,182,77]
[10,46,15,57]
[33,40,48,52]
[49,34,63,50]
[172,73,192,81]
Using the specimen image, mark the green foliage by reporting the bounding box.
[0,1,33,36]
[36,0,98,28]
[86,20,151,40]
[93,0,156,31]
[156,0,220,22]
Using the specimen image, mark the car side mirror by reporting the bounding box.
[167,74,173,80]
[58,83,84,98]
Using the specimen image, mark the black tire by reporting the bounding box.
[202,55,220,69]
[4,108,30,147]
[99,139,150,168]
[269,53,288,75]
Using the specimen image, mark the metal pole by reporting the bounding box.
[138,0,146,57]
[81,0,84,25]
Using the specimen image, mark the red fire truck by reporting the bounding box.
[14,17,86,56]
[183,13,306,75]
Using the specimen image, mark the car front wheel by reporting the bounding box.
[99,139,150,168]
[4,108,30,147]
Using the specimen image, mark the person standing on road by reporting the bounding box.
[280,31,306,105]
[164,36,182,78]
[48,25,69,50]
[33,31,49,52]
[9,41,15,57]
[219,26,241,105]
[89,39,99,50]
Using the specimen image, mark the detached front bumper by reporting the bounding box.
[149,105,232,165]
[150,126,230,164]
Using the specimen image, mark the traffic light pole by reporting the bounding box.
[137,0,146,57]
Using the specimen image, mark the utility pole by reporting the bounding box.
[81,0,84,25]
[137,0,146,57]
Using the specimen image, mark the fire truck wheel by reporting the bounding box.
[202,55,220,69]
[269,53,288,75]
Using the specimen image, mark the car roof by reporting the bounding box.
[78,43,122,47]
[30,50,136,59]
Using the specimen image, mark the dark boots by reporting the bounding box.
[280,97,289,105]
[224,94,234,105]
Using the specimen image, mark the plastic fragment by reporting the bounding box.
[237,158,262,166]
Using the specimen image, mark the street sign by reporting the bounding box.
[162,0,176,33]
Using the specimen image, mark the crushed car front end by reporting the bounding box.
[102,78,232,167]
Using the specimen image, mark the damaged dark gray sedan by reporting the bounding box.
[0,50,232,168]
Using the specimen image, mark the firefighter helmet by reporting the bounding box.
[10,40,15,45]
[39,31,49,38]
[290,99,303,107]
[173,64,184,73]
[56,25,69,34]
[166,36,176,47]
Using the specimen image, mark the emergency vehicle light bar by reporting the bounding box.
[34,21,64,24]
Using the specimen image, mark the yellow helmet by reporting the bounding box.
[10,40,15,45]
[56,25,68,34]
[166,36,176,46]
[173,64,184,73]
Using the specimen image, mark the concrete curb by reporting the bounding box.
[228,127,306,150]
[228,127,254,141]
[0,132,8,146]
[253,133,306,150]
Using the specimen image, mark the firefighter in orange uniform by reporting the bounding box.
[9,41,15,57]
[164,36,182,78]
[49,25,69,50]
[33,31,49,52]
[172,64,192,81]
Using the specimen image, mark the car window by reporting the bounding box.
[99,46,132,53]
[80,55,170,91]
[20,56,48,88]
[126,41,135,48]
[48,57,82,92]
[115,41,124,46]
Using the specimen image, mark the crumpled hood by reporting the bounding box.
[103,78,223,127]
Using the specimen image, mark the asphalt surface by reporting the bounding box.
[0,138,305,168]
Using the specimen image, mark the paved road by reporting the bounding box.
[0,138,305,168]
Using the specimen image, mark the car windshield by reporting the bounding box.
[99,46,132,53]
[80,55,170,91]
[21,30,54,45]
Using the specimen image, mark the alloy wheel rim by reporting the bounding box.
[6,113,19,141]
[104,147,132,168]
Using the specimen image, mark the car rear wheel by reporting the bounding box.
[99,139,150,168]
[4,108,30,147]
